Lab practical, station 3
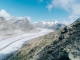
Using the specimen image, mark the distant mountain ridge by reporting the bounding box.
[0,17,23,40]
[35,21,58,25]
[10,17,38,32]
[34,21,65,30]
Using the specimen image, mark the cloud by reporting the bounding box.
[26,16,31,21]
[15,16,31,21]
[60,20,72,25]
[47,0,80,22]
[46,4,53,11]
[0,9,31,21]
[69,4,80,20]
[47,0,76,11]
[0,9,12,20]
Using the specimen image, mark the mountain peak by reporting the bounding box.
[70,18,80,26]
[76,18,80,21]
[41,21,58,24]
[75,18,80,23]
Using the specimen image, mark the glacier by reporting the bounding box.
[0,28,53,60]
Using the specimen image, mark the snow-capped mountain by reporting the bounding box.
[34,21,58,26]
[34,21,65,30]
[0,17,23,40]
[10,17,38,32]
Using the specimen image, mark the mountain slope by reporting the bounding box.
[33,18,80,60]
[9,18,80,60]
[34,21,65,30]
[0,17,23,40]
[10,17,38,32]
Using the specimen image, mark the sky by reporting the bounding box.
[0,0,80,25]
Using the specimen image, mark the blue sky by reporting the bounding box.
[0,0,80,24]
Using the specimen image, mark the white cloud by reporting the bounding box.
[0,9,31,21]
[46,4,53,11]
[47,0,80,23]
[72,4,80,15]
[69,4,80,20]
[16,16,31,21]
[61,20,72,25]
[52,0,75,11]
[47,0,76,11]
[16,17,24,19]
[26,16,31,21]
[0,9,12,20]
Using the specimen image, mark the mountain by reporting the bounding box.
[10,17,38,32]
[0,17,23,40]
[9,18,80,60]
[34,21,65,30]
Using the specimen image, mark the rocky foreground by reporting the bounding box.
[9,18,80,60]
